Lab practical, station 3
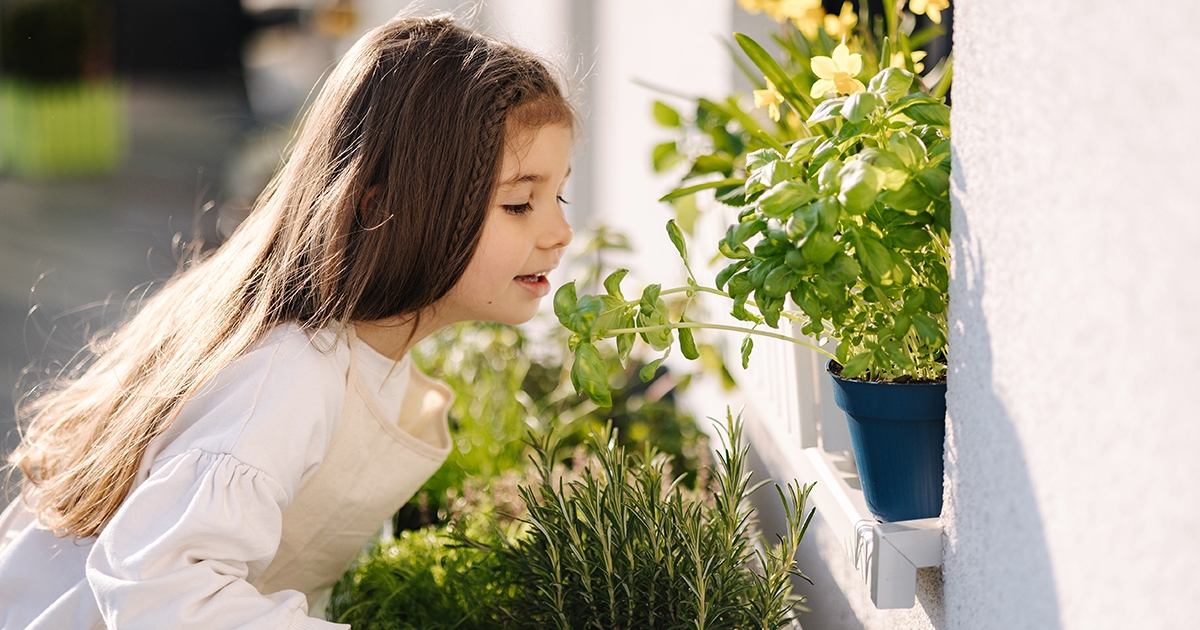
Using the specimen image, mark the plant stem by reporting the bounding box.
[660,285,729,299]
[606,322,838,362]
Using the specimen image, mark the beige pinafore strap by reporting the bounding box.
[252,327,452,604]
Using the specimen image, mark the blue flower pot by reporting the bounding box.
[827,362,946,522]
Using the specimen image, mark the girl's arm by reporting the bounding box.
[85,328,349,629]
[87,451,344,629]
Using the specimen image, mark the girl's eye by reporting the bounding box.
[557,195,569,205]
[503,202,533,215]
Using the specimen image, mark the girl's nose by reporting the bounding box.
[541,207,574,250]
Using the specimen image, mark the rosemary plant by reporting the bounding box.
[494,411,814,630]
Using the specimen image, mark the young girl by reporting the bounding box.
[0,15,574,629]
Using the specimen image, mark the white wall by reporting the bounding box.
[947,1,1200,628]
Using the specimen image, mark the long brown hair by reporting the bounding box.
[9,15,575,539]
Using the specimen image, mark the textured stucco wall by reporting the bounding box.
[947,1,1200,628]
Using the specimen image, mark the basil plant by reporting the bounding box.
[557,37,950,408]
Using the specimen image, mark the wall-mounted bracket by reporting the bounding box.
[857,517,943,608]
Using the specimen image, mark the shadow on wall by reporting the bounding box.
[945,154,1061,629]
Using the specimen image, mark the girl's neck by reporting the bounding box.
[353,313,444,360]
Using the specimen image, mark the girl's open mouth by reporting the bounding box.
[515,273,550,297]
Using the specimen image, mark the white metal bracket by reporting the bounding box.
[857,517,943,608]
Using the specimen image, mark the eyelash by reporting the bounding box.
[504,196,569,215]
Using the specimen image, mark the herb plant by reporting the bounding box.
[556,3,952,403]
[326,516,520,630]
[491,412,814,630]
[332,414,813,629]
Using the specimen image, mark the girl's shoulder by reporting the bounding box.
[146,323,352,486]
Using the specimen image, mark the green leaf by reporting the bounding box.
[892,313,912,337]
[640,284,662,311]
[881,179,934,212]
[719,239,753,260]
[666,219,688,263]
[763,265,799,298]
[652,141,682,172]
[912,313,945,348]
[711,125,744,156]
[890,94,949,128]
[841,351,872,378]
[572,342,612,406]
[727,272,754,298]
[801,230,841,264]
[760,295,783,328]
[888,131,927,168]
[603,268,628,300]
[914,164,950,199]
[807,97,846,124]
[740,336,754,369]
[637,286,672,351]
[677,325,699,360]
[817,160,842,193]
[690,154,735,176]
[617,332,634,364]
[731,295,762,324]
[596,294,627,335]
[785,136,822,164]
[734,32,814,116]
[902,288,926,314]
[924,292,945,314]
[786,202,820,242]
[730,218,767,248]
[785,246,806,269]
[858,147,909,191]
[826,252,861,284]
[884,225,932,251]
[841,92,883,124]
[554,282,577,329]
[757,180,818,220]
[838,160,884,213]
[905,101,951,128]
[746,147,782,172]
[671,193,699,234]
[808,141,840,174]
[867,67,915,103]
[715,184,749,207]
[746,158,799,196]
[851,229,895,285]
[658,177,745,203]
[573,295,605,340]
[639,356,666,382]
[652,100,682,127]
[715,261,745,291]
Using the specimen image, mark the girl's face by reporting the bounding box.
[436,122,574,326]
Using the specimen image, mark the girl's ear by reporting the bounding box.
[360,185,380,210]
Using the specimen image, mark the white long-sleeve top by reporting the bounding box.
[0,323,453,629]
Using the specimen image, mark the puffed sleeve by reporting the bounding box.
[85,327,351,629]
[86,451,346,629]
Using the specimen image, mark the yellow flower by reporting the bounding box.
[908,0,950,24]
[809,42,865,98]
[889,50,928,74]
[737,0,769,14]
[753,78,785,122]
[823,2,858,38]
[788,0,826,39]
[739,0,819,24]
